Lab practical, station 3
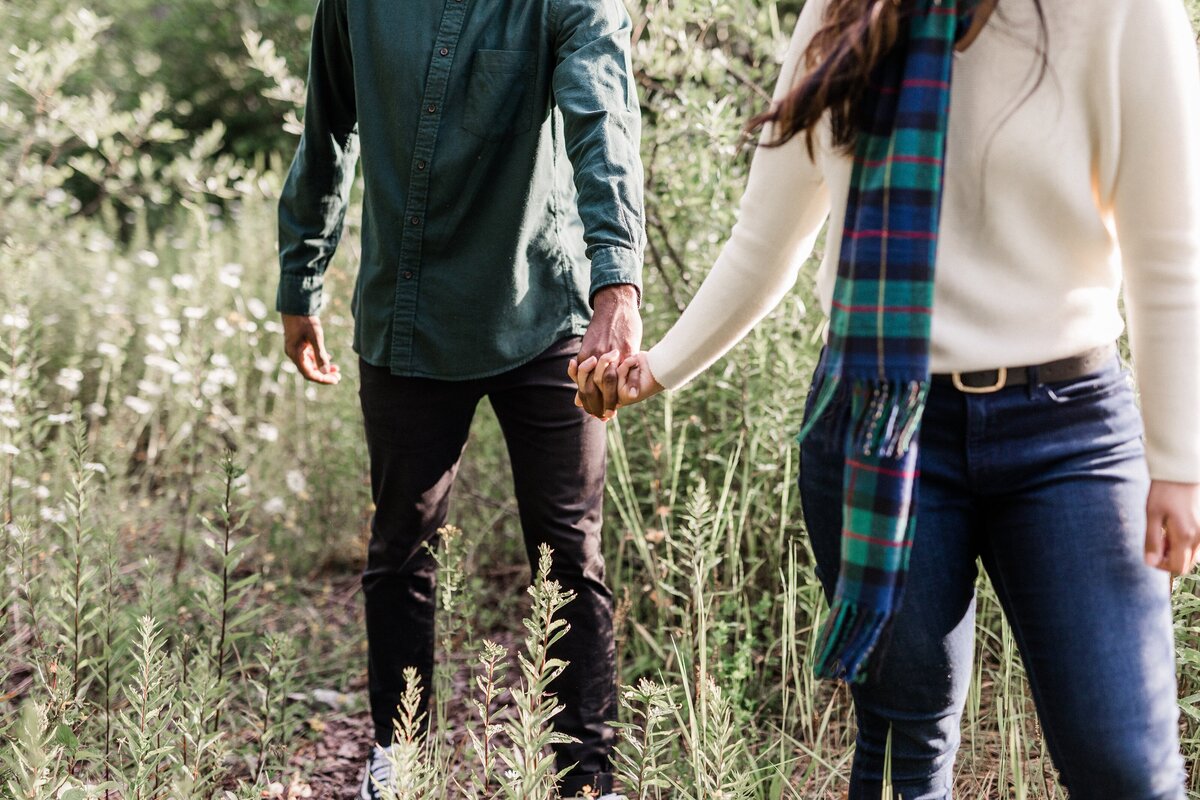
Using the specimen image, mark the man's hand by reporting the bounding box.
[1145,480,1200,576]
[569,285,641,419]
[282,313,341,385]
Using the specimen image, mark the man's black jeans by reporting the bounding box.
[357,336,616,796]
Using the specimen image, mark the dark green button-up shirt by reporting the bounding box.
[276,0,646,379]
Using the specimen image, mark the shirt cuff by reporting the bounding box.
[589,246,643,307]
[276,273,325,316]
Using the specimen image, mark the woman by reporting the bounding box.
[572,0,1200,795]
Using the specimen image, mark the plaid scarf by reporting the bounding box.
[800,0,977,682]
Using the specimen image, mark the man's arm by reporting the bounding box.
[552,0,646,417]
[277,0,358,384]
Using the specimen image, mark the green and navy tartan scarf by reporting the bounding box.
[800,0,978,682]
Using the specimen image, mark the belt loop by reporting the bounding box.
[1026,364,1040,400]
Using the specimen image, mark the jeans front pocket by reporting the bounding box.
[1042,358,1130,405]
[463,49,536,141]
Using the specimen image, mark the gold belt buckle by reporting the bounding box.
[952,367,1008,394]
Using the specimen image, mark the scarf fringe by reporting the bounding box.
[813,598,890,683]
[799,372,929,459]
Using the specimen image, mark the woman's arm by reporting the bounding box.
[1108,0,1200,572]
[641,0,832,391]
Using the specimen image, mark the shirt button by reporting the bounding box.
[403,271,414,280]
[409,216,421,226]
[426,103,436,113]
[416,160,427,170]
[439,47,450,56]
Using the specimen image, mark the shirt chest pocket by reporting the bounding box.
[463,49,537,141]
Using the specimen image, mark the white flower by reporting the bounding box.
[219,262,243,289]
[84,403,108,418]
[214,317,234,337]
[211,353,231,369]
[1,417,18,430]
[40,506,67,524]
[0,400,13,415]
[170,274,196,291]
[0,443,19,456]
[256,422,279,443]
[124,396,153,416]
[183,306,206,320]
[247,298,268,319]
[159,318,182,335]
[137,379,164,397]
[163,332,181,348]
[55,368,84,394]
[254,356,276,373]
[134,250,160,268]
[285,470,307,495]
[1,311,30,330]
[144,333,167,353]
[84,462,107,475]
[171,371,193,385]
[47,413,74,425]
[97,342,121,359]
[263,496,286,515]
[34,485,50,500]
[233,472,251,494]
[144,354,180,375]
[11,476,30,489]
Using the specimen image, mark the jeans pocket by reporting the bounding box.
[462,49,536,141]
[1043,360,1131,405]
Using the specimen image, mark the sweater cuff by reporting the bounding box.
[276,273,325,317]
[589,246,642,307]
[1145,440,1200,484]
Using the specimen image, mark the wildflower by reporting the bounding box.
[171,274,196,291]
[263,496,286,515]
[40,506,67,525]
[134,250,160,268]
[11,477,30,489]
[124,396,153,416]
[183,306,206,320]
[84,462,107,475]
[0,417,17,430]
[144,333,168,353]
[214,317,235,337]
[219,262,244,289]
[256,422,279,443]
[55,368,84,394]
[254,356,276,373]
[247,297,268,319]
[0,443,18,456]
[159,318,183,335]
[285,470,307,495]
[97,342,121,359]
[211,353,231,368]
[137,379,164,397]
[47,412,74,425]
[85,403,108,418]
[34,485,50,501]
[1,310,30,330]
[144,354,181,375]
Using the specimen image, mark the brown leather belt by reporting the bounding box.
[931,344,1117,394]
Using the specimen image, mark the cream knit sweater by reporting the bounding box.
[645,0,1200,482]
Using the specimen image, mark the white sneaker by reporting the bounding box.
[358,744,394,800]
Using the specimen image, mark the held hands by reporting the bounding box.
[1145,480,1200,577]
[282,313,341,385]
[569,351,664,421]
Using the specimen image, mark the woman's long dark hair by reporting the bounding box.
[751,0,1048,153]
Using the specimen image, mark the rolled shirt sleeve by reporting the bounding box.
[551,0,646,304]
[276,0,360,317]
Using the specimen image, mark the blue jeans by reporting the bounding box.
[799,355,1186,799]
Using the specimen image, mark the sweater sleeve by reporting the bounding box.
[644,0,831,391]
[1110,0,1200,482]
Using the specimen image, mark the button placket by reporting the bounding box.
[389,0,469,372]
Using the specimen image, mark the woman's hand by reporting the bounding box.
[1144,480,1200,576]
[616,352,664,407]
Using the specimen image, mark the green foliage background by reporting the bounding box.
[2,1,1200,798]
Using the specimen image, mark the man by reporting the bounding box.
[275,0,643,796]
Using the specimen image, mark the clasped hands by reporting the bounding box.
[569,284,664,422]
